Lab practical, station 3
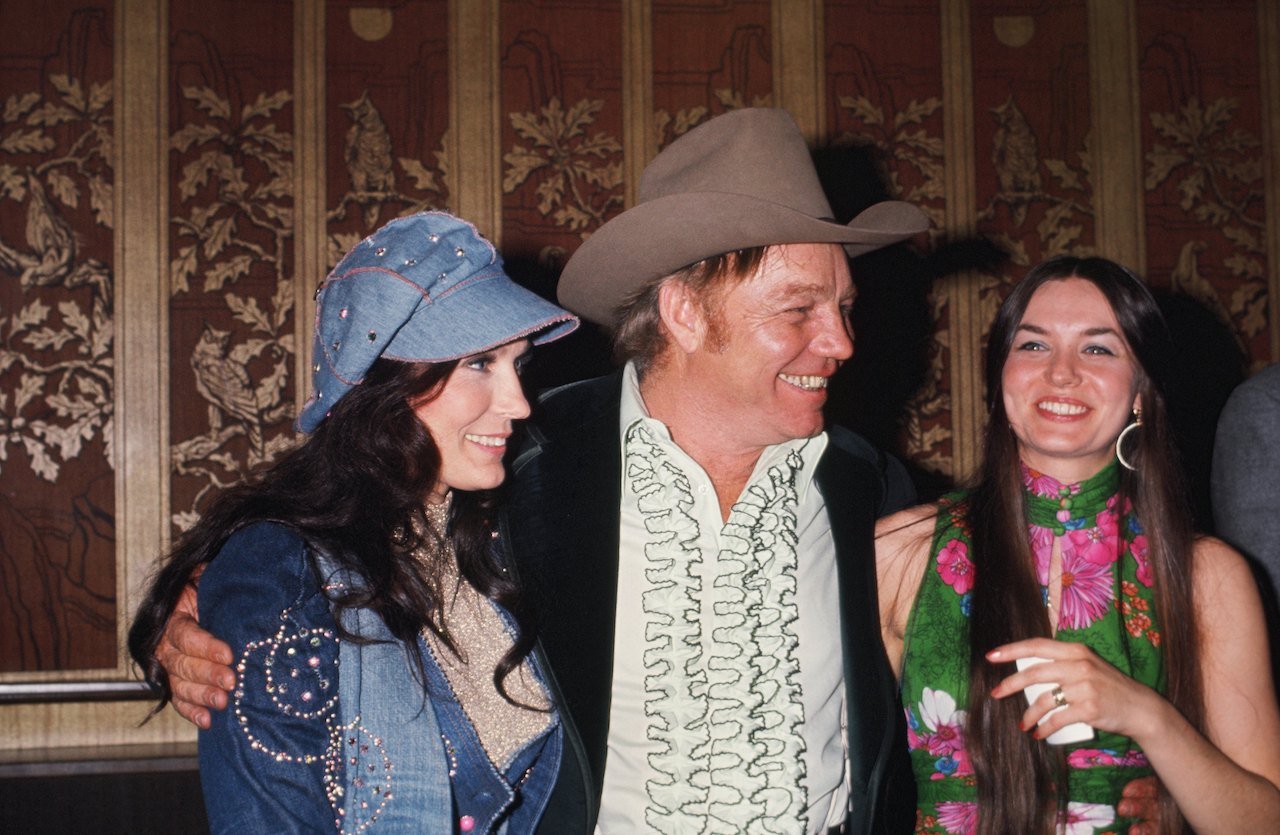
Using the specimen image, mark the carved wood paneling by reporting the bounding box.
[499,0,624,281]
[0,2,117,675]
[652,0,772,148]
[3,0,1276,756]
[167,1,297,534]
[1139,0,1270,370]
[326,0,450,265]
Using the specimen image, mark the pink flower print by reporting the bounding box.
[1068,748,1150,769]
[936,801,978,835]
[1065,521,1119,567]
[1130,534,1152,586]
[1027,524,1054,583]
[1056,552,1115,630]
[1060,802,1115,835]
[1021,463,1063,498]
[911,688,973,780]
[937,539,975,595]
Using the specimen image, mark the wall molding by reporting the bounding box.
[450,0,502,242]
[941,0,982,481]
[1088,0,1145,274]
[773,0,825,139]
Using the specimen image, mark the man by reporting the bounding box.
[502,109,930,834]
[161,108,925,833]
[1212,363,1280,685]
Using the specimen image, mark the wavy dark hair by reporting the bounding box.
[127,356,538,711]
[964,256,1200,834]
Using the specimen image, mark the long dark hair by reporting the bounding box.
[965,256,1201,834]
[127,356,538,710]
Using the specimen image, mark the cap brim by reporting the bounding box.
[558,197,928,326]
[383,276,578,363]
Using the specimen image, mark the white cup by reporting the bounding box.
[1015,656,1094,745]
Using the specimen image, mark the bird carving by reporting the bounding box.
[190,323,266,453]
[0,170,109,297]
[342,90,395,228]
[991,96,1041,226]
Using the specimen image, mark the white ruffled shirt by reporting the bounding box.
[595,362,848,834]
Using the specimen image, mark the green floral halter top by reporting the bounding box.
[900,460,1161,834]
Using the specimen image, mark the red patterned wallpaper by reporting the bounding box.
[826,0,951,483]
[499,0,624,278]
[652,0,772,147]
[168,0,296,531]
[972,1,1094,269]
[325,0,450,270]
[1139,0,1269,370]
[0,2,115,672]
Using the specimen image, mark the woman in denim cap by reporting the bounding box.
[129,211,578,833]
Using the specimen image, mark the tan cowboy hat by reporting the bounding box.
[557,107,929,326]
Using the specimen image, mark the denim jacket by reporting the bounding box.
[198,521,561,833]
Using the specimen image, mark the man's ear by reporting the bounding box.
[656,279,706,354]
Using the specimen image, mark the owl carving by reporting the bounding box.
[342,91,395,228]
[991,96,1041,226]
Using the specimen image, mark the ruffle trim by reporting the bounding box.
[625,423,808,833]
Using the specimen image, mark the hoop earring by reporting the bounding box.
[1116,408,1142,471]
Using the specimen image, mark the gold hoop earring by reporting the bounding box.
[1116,408,1142,471]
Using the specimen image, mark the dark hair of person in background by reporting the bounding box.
[1150,288,1247,533]
[966,255,1202,833]
[127,356,538,710]
[813,142,1007,502]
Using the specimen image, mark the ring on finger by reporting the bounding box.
[1051,685,1067,708]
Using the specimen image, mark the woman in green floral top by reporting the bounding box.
[875,256,1280,834]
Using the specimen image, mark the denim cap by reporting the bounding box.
[297,211,578,432]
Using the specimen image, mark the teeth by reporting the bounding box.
[779,373,828,391]
[465,434,506,448]
[1038,401,1086,416]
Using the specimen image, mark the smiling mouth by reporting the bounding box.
[779,373,828,391]
[465,434,507,448]
[1037,400,1087,416]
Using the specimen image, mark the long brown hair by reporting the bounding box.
[129,357,539,711]
[965,256,1201,834]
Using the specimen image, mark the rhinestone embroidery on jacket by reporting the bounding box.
[231,612,394,832]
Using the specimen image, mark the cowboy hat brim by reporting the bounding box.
[557,194,927,327]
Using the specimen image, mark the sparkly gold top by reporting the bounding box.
[418,498,550,770]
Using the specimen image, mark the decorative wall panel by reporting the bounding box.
[1139,0,1269,370]
[325,0,450,269]
[651,0,772,148]
[499,0,624,277]
[0,3,115,673]
[2,0,1276,756]
[972,1,1094,270]
[167,0,296,531]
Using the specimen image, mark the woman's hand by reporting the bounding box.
[986,637,1168,743]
